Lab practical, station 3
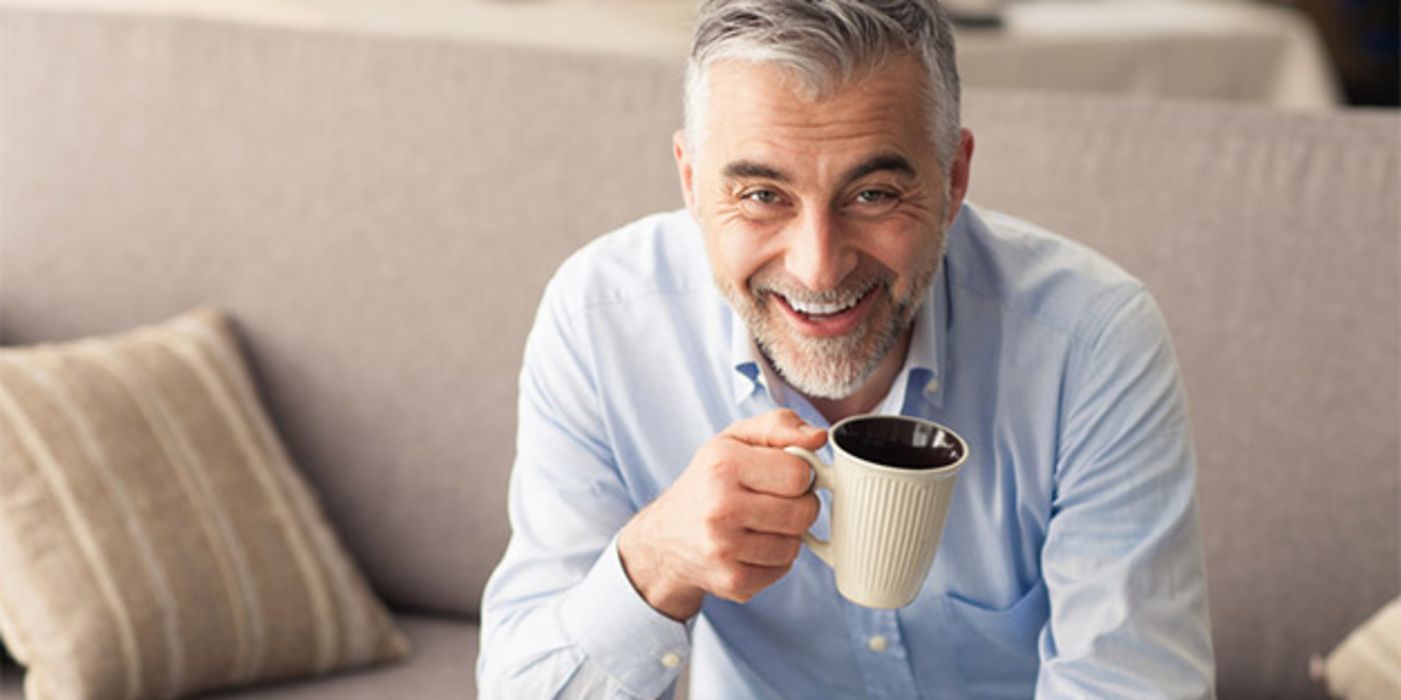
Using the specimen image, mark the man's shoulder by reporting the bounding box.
[547,209,714,315]
[950,205,1149,337]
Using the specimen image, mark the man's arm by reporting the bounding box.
[477,272,823,699]
[477,276,690,700]
[1036,289,1216,699]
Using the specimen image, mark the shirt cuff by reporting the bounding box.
[558,536,692,698]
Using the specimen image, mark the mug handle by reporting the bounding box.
[784,446,835,568]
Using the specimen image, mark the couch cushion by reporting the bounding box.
[0,308,407,699]
[0,613,475,700]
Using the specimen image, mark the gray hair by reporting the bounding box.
[685,0,962,167]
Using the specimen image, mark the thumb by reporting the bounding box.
[724,409,827,450]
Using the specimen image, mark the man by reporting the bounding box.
[478,1,1215,697]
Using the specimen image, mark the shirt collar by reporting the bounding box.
[727,259,949,411]
[730,310,780,404]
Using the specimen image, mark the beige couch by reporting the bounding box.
[1,3,1397,698]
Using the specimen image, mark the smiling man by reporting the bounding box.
[479,1,1214,698]
[692,53,956,423]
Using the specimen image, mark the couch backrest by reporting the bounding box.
[0,7,686,619]
[3,6,1398,698]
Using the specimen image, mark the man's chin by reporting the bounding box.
[761,332,878,401]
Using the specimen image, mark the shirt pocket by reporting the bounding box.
[941,580,1046,687]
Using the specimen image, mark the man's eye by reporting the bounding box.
[848,188,900,217]
[743,189,780,205]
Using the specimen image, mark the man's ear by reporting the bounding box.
[945,128,975,227]
[673,129,698,216]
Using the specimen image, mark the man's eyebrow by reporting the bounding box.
[722,160,790,182]
[720,154,916,184]
[843,153,917,183]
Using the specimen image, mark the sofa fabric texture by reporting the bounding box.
[0,309,408,699]
[0,4,1397,698]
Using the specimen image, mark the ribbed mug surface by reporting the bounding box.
[787,415,967,609]
[832,463,959,608]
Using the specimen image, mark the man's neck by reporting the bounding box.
[804,329,913,425]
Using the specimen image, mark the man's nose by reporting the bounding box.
[783,207,857,292]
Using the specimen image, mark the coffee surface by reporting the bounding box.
[834,417,964,469]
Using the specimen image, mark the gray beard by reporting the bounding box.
[719,239,944,401]
[753,285,908,400]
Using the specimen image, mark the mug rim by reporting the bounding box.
[827,413,969,476]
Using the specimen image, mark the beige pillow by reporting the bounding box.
[1312,597,1401,700]
[0,308,408,700]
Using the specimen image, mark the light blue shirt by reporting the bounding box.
[478,205,1215,699]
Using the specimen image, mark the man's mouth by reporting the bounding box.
[772,284,880,337]
[783,292,865,318]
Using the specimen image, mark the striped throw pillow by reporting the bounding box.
[1313,597,1401,700]
[0,308,408,700]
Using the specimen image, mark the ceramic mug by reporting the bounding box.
[785,414,968,609]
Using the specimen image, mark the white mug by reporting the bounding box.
[786,414,968,609]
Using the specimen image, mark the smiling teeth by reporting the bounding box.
[788,298,857,315]
[784,286,872,316]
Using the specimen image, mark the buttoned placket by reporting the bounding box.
[836,378,940,700]
[842,602,922,699]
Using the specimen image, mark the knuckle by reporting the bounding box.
[700,520,736,556]
[704,499,738,530]
[707,539,734,563]
[706,453,740,483]
[759,421,778,447]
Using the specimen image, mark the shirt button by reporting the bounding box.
[660,652,682,668]
[924,378,940,395]
[867,635,888,652]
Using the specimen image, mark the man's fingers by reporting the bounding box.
[723,409,827,450]
[731,444,815,497]
[719,410,827,497]
[737,492,821,535]
[733,532,804,567]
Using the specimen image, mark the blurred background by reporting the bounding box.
[0,1,1397,699]
[16,0,1394,109]
[1286,0,1398,106]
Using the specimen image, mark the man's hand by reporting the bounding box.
[617,409,827,621]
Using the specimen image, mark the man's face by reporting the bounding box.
[675,54,973,400]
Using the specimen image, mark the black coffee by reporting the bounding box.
[834,417,964,470]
